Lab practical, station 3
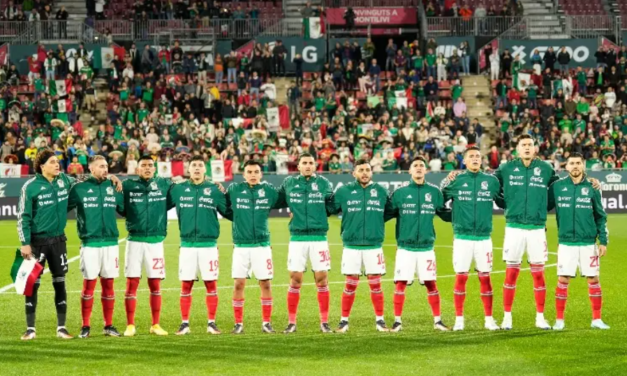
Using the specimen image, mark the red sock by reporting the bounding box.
[394,281,407,317]
[81,279,97,327]
[287,285,301,324]
[100,278,115,327]
[530,264,546,314]
[478,272,493,317]
[148,278,162,325]
[588,281,603,320]
[261,297,273,323]
[317,284,330,323]
[204,281,218,321]
[232,299,244,324]
[368,275,384,317]
[424,280,441,318]
[180,281,194,322]
[124,277,140,325]
[555,281,569,320]
[341,276,359,318]
[503,264,520,313]
[454,273,468,316]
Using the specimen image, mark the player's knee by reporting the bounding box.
[233,279,246,291]
[587,276,599,284]
[259,280,272,292]
[314,273,328,287]
[558,276,570,284]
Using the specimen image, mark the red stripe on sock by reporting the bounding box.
[317,285,330,323]
[424,280,441,317]
[204,280,218,321]
[287,285,301,324]
[555,282,569,320]
[478,273,493,317]
[454,273,468,316]
[368,275,384,317]
[148,278,162,325]
[81,279,97,327]
[503,265,520,313]
[180,280,194,322]
[588,282,602,320]
[100,278,115,327]
[341,276,359,318]
[394,281,407,317]
[530,264,546,314]
[124,277,140,325]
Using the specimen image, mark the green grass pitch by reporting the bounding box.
[0,216,626,376]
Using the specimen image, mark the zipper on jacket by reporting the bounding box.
[524,164,528,221]
[100,183,105,239]
[195,184,199,242]
[145,181,149,238]
[416,186,421,243]
[473,175,477,235]
[304,178,309,234]
[52,179,60,233]
[572,184,577,241]
[250,186,256,244]
[362,186,366,242]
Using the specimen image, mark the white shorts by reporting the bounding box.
[80,245,120,280]
[179,246,219,281]
[453,238,493,274]
[502,227,548,265]
[232,246,274,280]
[341,248,386,276]
[125,241,166,279]
[288,241,331,272]
[394,249,436,284]
[557,244,600,277]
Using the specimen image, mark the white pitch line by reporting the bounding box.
[3,263,558,295]
[0,239,127,294]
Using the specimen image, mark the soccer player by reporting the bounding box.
[168,156,228,335]
[121,155,173,337]
[277,153,334,334]
[387,156,451,332]
[67,156,124,338]
[17,149,76,340]
[441,147,501,331]
[547,153,609,330]
[224,160,282,334]
[327,158,393,333]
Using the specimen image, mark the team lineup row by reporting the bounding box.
[15,134,610,340]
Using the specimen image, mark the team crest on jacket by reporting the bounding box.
[312,183,318,191]
[582,187,589,196]
[481,181,488,190]
[370,188,377,197]
[534,167,541,176]
[258,189,266,198]
[150,182,158,190]
[57,179,64,188]
[204,188,212,195]
[106,187,114,195]
[425,193,432,202]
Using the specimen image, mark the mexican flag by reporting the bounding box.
[156,161,172,178]
[49,80,67,97]
[99,46,126,69]
[10,250,43,296]
[426,101,434,122]
[304,17,324,40]
[267,107,280,132]
[211,160,225,182]
[388,90,408,109]
[55,99,72,113]
[518,72,531,91]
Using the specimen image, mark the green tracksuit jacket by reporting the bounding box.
[327,181,393,249]
[388,180,451,251]
[278,174,334,241]
[442,170,501,240]
[67,177,124,246]
[225,182,281,246]
[494,158,559,229]
[167,180,228,247]
[17,173,75,245]
[548,176,608,246]
[122,177,173,243]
